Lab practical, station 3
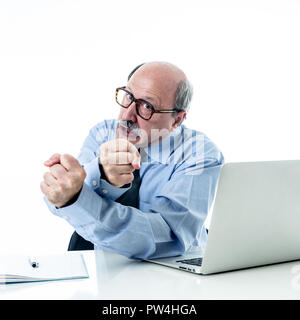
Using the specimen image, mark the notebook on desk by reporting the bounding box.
[0,252,89,284]
[145,160,300,274]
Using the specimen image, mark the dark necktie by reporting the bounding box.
[68,168,141,251]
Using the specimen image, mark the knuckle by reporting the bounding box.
[49,164,60,174]
[65,178,74,189]
[61,153,70,160]
[73,169,82,180]
[56,182,66,193]
[68,169,85,187]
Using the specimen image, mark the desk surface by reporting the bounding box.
[1,250,300,300]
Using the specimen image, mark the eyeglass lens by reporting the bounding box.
[117,89,153,120]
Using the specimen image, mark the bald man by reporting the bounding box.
[41,61,224,259]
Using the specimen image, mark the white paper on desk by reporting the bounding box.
[0,252,89,284]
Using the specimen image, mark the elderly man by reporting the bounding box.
[41,61,224,259]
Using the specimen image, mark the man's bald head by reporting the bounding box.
[128,61,193,112]
[132,61,186,83]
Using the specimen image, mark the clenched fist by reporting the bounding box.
[40,153,86,208]
[100,139,141,187]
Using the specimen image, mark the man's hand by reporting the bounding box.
[100,139,141,187]
[40,153,86,208]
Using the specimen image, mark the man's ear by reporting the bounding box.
[173,110,186,129]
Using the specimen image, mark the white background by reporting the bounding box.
[0,0,299,254]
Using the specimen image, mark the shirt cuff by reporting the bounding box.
[99,178,132,201]
[83,157,131,200]
[44,182,101,228]
[82,156,101,189]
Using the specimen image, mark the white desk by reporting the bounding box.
[1,250,300,300]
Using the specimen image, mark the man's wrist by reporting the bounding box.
[56,187,82,208]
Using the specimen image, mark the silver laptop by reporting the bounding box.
[145,160,300,274]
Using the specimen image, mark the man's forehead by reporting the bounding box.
[127,81,161,105]
[128,68,179,105]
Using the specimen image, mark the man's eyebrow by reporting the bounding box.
[143,96,157,103]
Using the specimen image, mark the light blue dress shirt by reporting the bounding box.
[44,119,224,259]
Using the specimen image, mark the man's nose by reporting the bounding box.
[121,102,138,122]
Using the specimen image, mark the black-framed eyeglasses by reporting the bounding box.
[115,86,180,120]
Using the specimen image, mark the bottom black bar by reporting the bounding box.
[0,300,299,319]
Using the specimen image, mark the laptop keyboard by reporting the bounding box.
[176,257,203,266]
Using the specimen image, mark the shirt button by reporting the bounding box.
[102,188,108,194]
[92,180,98,187]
